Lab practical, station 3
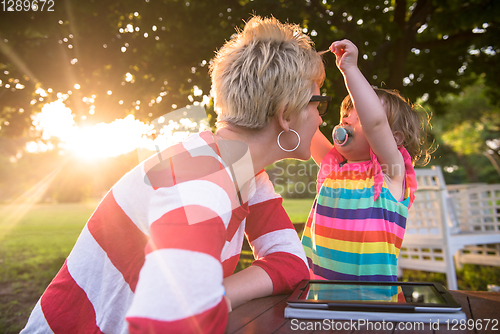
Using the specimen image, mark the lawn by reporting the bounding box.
[0,201,97,333]
[281,198,314,224]
[0,198,498,333]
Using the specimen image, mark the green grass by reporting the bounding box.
[282,198,314,223]
[0,201,96,333]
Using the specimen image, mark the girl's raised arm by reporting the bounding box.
[330,40,404,180]
[311,128,333,166]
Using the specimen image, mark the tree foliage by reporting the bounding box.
[1,0,499,137]
[438,78,499,155]
[428,76,500,182]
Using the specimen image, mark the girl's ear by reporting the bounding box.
[393,131,404,146]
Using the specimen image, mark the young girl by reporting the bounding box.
[302,39,427,281]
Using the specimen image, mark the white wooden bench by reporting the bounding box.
[398,166,500,289]
[455,244,500,269]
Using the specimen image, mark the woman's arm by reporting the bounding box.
[223,265,273,310]
[222,171,309,311]
[237,172,309,304]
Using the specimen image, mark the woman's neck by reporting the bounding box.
[215,124,283,174]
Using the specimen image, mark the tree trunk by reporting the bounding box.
[387,0,408,91]
[387,0,434,91]
[457,154,479,183]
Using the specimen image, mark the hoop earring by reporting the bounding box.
[277,129,301,152]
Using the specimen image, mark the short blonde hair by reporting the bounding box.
[341,88,431,165]
[209,16,325,129]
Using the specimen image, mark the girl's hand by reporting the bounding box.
[330,39,359,73]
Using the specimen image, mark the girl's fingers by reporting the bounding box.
[330,42,342,53]
[330,40,357,69]
[330,43,344,57]
[331,41,350,58]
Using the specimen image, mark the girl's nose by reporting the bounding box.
[341,113,355,125]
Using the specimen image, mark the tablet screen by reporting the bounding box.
[305,283,447,305]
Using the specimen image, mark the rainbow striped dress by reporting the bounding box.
[302,146,417,281]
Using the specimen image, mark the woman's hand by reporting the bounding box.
[330,39,359,73]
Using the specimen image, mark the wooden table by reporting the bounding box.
[226,291,500,333]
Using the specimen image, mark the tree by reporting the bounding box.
[430,76,500,183]
[0,0,499,159]
[0,0,500,188]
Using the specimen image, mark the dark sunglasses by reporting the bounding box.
[310,95,332,116]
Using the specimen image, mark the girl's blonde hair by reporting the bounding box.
[341,88,431,165]
[209,16,325,129]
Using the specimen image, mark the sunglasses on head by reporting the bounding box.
[310,95,332,116]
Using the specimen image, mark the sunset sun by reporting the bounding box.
[27,99,210,161]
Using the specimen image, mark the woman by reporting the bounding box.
[22,16,326,333]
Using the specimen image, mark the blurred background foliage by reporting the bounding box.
[0,0,499,202]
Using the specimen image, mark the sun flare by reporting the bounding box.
[27,99,210,162]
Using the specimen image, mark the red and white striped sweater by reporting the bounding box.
[22,131,308,333]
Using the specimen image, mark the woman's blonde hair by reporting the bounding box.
[209,16,325,129]
[341,88,431,165]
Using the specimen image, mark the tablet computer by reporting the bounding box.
[287,280,462,313]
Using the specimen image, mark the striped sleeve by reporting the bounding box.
[245,171,309,294]
[125,137,237,333]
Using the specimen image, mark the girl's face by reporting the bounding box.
[335,107,371,163]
